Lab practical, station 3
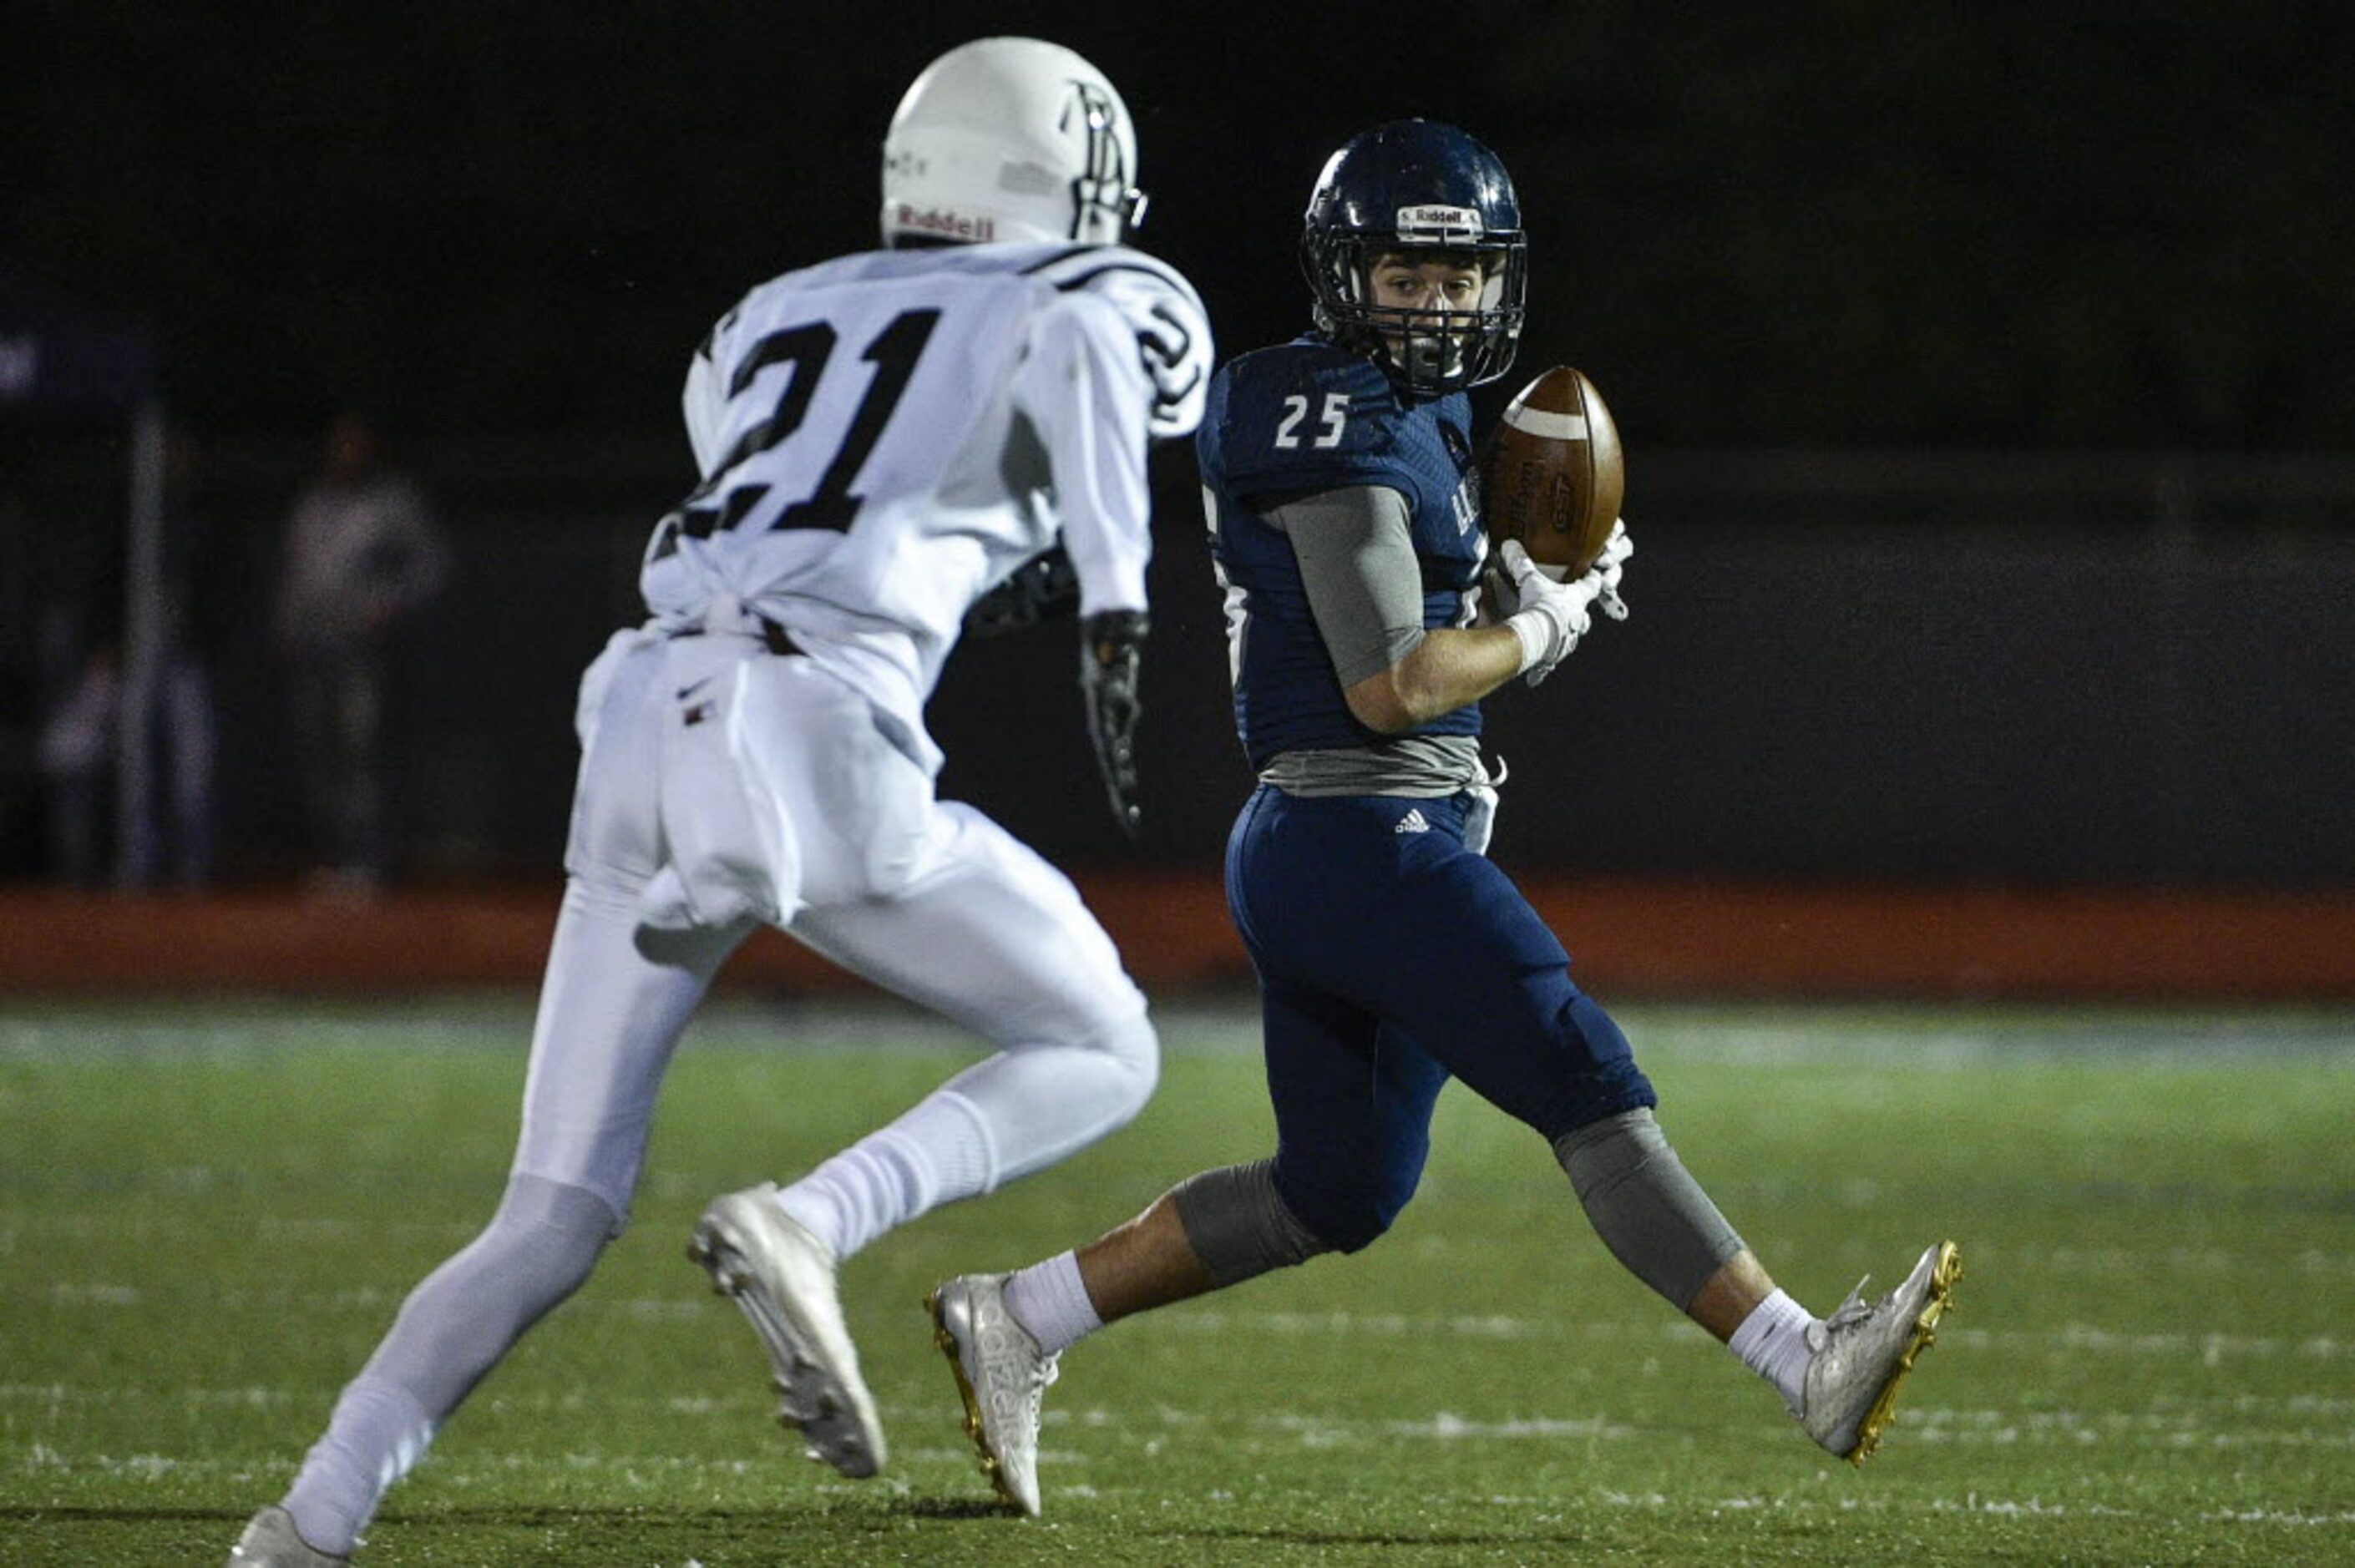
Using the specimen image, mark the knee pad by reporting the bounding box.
[1088,1006,1161,1119]
[1553,994,1660,1132]
[1266,1157,1417,1257]
[934,1006,1159,1191]
[1049,1002,1161,1153]
[1281,1193,1397,1256]
[1172,1159,1333,1286]
[1554,1109,1744,1311]
[1024,1002,1160,1123]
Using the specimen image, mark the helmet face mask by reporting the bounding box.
[1300,120,1527,396]
[882,38,1145,249]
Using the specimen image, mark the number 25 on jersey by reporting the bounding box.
[1274,392,1350,451]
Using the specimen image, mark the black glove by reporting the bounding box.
[1080,609,1148,838]
[965,546,1081,638]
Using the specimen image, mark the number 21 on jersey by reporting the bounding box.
[647,307,939,561]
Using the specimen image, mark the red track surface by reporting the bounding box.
[7,876,2352,999]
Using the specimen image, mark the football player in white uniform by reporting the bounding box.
[231,38,1210,1566]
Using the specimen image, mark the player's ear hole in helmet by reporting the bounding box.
[1299,119,1527,396]
[882,37,1147,250]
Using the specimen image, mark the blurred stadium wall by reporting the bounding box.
[4,438,2351,997]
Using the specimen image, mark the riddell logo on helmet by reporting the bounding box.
[1395,205,1482,238]
[894,205,995,240]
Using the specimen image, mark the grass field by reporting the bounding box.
[3,994,2352,1565]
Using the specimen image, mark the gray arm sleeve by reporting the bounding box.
[1266,486,1428,688]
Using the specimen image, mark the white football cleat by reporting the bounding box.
[226,1505,347,1566]
[1799,1239,1962,1464]
[928,1273,1059,1516]
[689,1184,886,1478]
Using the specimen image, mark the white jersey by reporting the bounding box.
[638,240,1210,771]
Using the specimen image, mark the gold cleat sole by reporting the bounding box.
[926,1290,1024,1513]
[1846,1239,1962,1466]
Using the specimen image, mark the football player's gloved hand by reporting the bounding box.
[1496,539,1598,687]
[965,546,1081,638]
[1080,609,1148,838]
[1589,519,1633,622]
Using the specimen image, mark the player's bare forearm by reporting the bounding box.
[1343,625,1527,732]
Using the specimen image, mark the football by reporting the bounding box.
[1481,366,1624,577]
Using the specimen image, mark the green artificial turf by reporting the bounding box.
[3,996,2350,1564]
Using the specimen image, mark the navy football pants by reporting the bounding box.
[1224,783,1659,1252]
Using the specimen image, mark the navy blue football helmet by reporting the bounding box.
[1300,119,1527,396]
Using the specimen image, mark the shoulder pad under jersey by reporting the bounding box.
[1020,245,1212,441]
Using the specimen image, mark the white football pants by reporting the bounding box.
[512,626,1159,1229]
[277,625,1162,1554]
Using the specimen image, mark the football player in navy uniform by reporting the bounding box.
[929,120,1960,1516]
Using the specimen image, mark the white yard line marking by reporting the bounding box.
[1158,1310,2355,1361]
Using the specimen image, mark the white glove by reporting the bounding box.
[1589,519,1633,622]
[1497,539,1598,686]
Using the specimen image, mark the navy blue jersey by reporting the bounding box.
[1198,337,1487,770]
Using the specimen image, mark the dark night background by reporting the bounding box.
[12,4,2355,446]
[4,3,2352,887]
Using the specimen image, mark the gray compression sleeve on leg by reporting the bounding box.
[354,1172,621,1414]
[1170,1159,1332,1286]
[1554,1109,1745,1312]
[281,1173,620,1553]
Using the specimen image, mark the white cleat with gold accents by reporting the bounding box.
[1799,1239,1962,1464]
[928,1273,1060,1516]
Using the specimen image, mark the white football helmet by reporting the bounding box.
[881,38,1146,249]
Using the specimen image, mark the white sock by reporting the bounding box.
[1727,1288,1820,1412]
[281,1378,435,1555]
[774,1090,995,1262]
[1000,1250,1102,1358]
